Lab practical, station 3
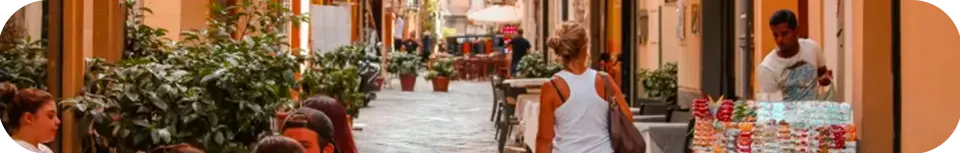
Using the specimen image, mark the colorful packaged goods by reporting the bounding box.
[717,100,735,122]
[693,98,711,119]
[690,100,857,153]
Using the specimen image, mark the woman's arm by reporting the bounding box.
[537,79,565,153]
[605,74,633,121]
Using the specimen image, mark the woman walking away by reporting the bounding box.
[255,136,307,153]
[536,22,634,153]
[4,88,60,153]
[283,108,339,153]
[302,96,359,153]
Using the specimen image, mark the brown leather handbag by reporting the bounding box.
[600,73,647,153]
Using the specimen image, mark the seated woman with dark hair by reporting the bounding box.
[283,108,338,153]
[0,82,17,137]
[3,86,60,153]
[301,96,358,153]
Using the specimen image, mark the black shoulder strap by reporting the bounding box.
[550,78,566,102]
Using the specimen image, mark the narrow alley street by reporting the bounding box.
[354,78,499,153]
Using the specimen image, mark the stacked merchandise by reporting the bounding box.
[690,99,857,153]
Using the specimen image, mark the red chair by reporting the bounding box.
[453,58,467,80]
[466,57,480,80]
[478,56,491,81]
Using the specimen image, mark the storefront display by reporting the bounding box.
[691,99,857,153]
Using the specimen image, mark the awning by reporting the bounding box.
[466,5,521,25]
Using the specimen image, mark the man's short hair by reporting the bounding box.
[254,136,306,153]
[517,28,524,35]
[769,9,798,29]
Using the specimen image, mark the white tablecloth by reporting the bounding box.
[517,94,541,151]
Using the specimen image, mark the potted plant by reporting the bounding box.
[388,52,422,91]
[636,62,679,102]
[300,44,366,118]
[62,1,307,152]
[516,52,562,78]
[426,57,456,92]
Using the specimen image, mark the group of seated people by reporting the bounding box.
[0,82,358,153]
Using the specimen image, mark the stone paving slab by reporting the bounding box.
[353,78,499,153]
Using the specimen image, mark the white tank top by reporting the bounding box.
[552,69,613,153]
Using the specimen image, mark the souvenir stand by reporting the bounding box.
[689,98,857,153]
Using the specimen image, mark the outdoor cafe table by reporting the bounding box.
[502,78,549,150]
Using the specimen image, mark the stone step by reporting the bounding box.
[630,107,641,115]
[634,115,667,122]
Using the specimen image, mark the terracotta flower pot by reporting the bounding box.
[432,76,450,92]
[275,111,288,131]
[374,76,384,91]
[400,74,417,91]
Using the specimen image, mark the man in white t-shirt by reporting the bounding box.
[393,15,405,51]
[757,9,833,101]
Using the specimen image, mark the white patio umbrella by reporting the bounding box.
[467,5,522,25]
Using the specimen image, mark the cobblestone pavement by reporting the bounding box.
[353,78,499,153]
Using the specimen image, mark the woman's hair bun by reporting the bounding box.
[546,22,587,59]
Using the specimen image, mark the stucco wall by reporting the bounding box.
[900,0,960,152]
[143,0,183,40]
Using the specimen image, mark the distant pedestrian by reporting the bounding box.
[404,38,420,53]
[509,29,531,76]
[421,33,433,63]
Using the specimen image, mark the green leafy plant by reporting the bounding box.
[300,44,366,118]
[64,0,304,152]
[516,52,561,78]
[387,52,422,76]
[636,62,678,101]
[420,0,439,37]
[425,57,455,80]
[124,1,171,60]
[0,37,46,89]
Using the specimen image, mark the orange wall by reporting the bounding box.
[143,0,183,40]
[900,1,960,152]
[180,0,210,33]
[606,0,622,55]
[142,0,210,40]
[807,0,822,43]
[661,4,681,64]
[853,0,894,152]
[679,0,701,90]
